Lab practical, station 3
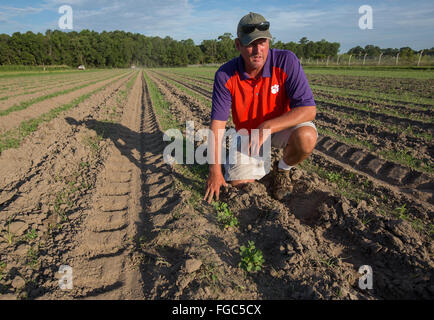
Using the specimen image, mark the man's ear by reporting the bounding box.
[235,38,242,52]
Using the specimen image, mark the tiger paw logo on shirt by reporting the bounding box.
[271,84,279,94]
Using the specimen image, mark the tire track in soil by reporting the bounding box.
[150,71,434,206]
[52,72,146,299]
[0,71,136,210]
[0,71,137,300]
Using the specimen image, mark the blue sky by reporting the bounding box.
[0,0,433,52]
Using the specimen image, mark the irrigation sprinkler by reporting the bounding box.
[326,56,329,66]
[348,54,352,66]
[337,55,340,65]
[396,52,400,66]
[363,53,367,66]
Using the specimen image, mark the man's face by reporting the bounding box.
[236,38,269,73]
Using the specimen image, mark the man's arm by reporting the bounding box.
[204,119,228,204]
[257,105,316,134]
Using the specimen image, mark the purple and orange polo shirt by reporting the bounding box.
[211,49,316,132]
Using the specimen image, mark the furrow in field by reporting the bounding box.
[167,70,433,136]
[0,70,110,98]
[159,71,434,126]
[0,70,139,299]
[150,70,434,206]
[0,71,132,134]
[0,72,136,215]
[306,74,434,100]
[0,71,124,111]
[314,91,433,123]
[144,69,434,300]
[158,72,433,144]
[314,111,433,172]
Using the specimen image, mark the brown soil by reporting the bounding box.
[0,71,118,111]
[0,70,139,299]
[140,70,434,299]
[0,71,132,134]
[150,71,434,203]
[306,74,434,100]
[0,69,432,301]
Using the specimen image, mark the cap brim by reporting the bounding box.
[239,29,272,46]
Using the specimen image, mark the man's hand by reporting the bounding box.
[204,168,228,204]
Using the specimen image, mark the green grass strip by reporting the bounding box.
[0,72,132,154]
[143,70,208,206]
[143,70,180,131]
[151,71,212,108]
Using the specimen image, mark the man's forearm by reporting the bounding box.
[209,119,227,174]
[263,106,316,134]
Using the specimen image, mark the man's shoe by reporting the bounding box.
[271,163,293,200]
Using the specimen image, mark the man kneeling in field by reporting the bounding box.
[204,12,318,203]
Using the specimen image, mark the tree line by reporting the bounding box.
[347,45,434,58]
[0,29,431,68]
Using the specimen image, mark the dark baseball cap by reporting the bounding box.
[237,12,272,46]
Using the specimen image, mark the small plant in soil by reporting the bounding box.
[394,204,409,220]
[239,241,264,273]
[213,201,239,230]
[25,229,38,242]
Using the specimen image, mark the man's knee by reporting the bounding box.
[287,126,317,155]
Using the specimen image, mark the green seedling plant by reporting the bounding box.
[239,241,265,273]
[394,204,409,220]
[25,229,38,242]
[212,201,239,229]
[3,219,14,245]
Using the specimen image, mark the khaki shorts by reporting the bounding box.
[224,121,317,181]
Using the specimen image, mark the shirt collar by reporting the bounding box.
[237,49,272,80]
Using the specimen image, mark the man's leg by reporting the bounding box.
[282,126,317,166]
[271,124,317,200]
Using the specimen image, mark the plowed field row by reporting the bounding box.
[156,70,433,129]
[0,70,140,299]
[0,70,119,97]
[0,70,113,97]
[306,73,434,100]
[0,71,133,134]
[0,67,432,301]
[143,69,434,300]
[154,70,433,141]
[0,70,129,112]
[149,70,434,207]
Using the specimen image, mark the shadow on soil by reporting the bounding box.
[63,117,433,300]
